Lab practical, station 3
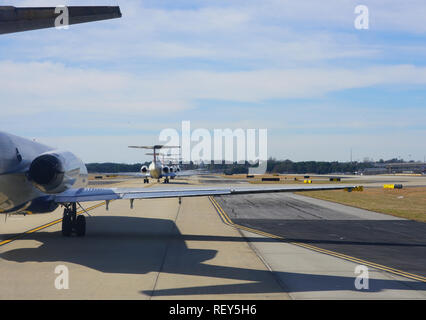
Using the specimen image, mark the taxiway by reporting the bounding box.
[0,175,425,299]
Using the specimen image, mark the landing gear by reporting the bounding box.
[143,178,150,184]
[62,208,72,237]
[62,203,86,237]
[75,215,86,236]
[164,177,170,183]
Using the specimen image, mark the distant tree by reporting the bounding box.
[86,162,149,173]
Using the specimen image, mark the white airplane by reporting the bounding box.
[128,145,181,184]
[0,131,362,237]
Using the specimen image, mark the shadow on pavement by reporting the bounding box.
[1,216,425,297]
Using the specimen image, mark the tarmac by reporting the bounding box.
[0,175,425,299]
[214,192,426,299]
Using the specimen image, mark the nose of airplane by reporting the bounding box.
[0,132,19,175]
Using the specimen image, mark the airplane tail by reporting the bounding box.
[129,145,180,163]
[128,145,180,150]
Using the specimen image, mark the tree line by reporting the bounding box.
[86,158,407,174]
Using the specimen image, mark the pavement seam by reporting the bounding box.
[236,227,294,300]
[148,202,183,300]
[209,196,293,299]
[210,196,295,298]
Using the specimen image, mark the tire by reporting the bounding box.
[62,213,72,237]
[75,215,86,237]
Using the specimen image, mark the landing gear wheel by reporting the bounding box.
[61,203,86,237]
[75,215,86,237]
[62,210,72,237]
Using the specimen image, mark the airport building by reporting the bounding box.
[384,162,426,174]
[361,162,426,175]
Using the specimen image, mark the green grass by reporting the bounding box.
[296,187,426,222]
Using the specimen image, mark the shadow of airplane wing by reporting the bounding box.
[2,216,425,297]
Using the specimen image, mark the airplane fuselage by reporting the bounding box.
[148,161,164,179]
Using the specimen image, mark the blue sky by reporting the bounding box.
[0,0,425,163]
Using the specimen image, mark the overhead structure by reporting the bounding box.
[0,6,122,35]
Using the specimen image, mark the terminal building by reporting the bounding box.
[384,162,426,174]
[361,162,426,175]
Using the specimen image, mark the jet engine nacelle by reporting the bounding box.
[163,166,169,174]
[28,150,87,194]
[140,165,148,173]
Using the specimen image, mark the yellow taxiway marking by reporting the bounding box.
[209,196,426,283]
[0,202,106,247]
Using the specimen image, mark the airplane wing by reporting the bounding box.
[91,170,201,178]
[0,6,121,35]
[129,145,181,150]
[99,172,150,177]
[53,185,362,203]
[170,170,204,177]
[162,172,177,177]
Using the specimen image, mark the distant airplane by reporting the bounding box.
[0,5,121,35]
[128,145,182,183]
[0,131,361,237]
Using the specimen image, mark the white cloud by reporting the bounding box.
[2,0,425,162]
[2,61,426,117]
[0,1,386,65]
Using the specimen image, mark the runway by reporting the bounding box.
[0,176,425,299]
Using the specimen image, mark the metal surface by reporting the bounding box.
[0,6,121,35]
